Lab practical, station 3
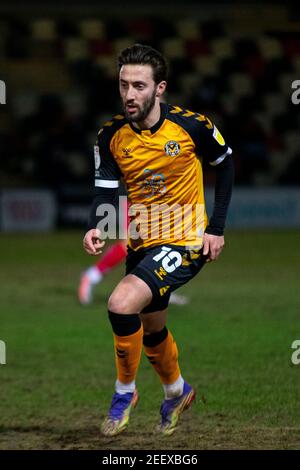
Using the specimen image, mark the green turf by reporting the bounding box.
[0,230,299,449]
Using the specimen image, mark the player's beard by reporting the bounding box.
[123,88,157,123]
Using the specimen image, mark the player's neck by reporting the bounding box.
[133,100,161,131]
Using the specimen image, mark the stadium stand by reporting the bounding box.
[0,4,299,191]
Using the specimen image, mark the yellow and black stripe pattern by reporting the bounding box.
[95,103,231,250]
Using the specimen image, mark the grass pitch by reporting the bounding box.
[0,230,299,449]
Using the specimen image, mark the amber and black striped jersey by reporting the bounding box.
[93,102,232,251]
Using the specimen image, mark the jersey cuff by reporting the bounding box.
[95,179,119,188]
[205,226,224,236]
[209,147,232,166]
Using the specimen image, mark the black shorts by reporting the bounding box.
[125,244,207,313]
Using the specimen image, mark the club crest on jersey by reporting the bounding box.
[94,145,101,169]
[122,147,133,158]
[164,140,180,157]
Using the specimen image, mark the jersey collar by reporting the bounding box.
[128,102,167,135]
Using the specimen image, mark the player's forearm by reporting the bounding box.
[87,187,118,231]
[205,156,234,236]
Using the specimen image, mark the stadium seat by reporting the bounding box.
[258,36,283,60]
[95,56,118,79]
[64,38,89,61]
[112,38,135,55]
[219,94,239,115]
[178,73,201,95]
[194,56,220,76]
[62,90,87,117]
[79,19,106,40]
[162,38,186,59]
[176,19,200,40]
[284,131,300,156]
[11,91,39,118]
[211,38,234,59]
[230,73,254,96]
[31,19,57,40]
[263,92,288,117]
[4,59,71,92]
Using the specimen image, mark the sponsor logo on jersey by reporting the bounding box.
[139,169,167,198]
[164,140,180,157]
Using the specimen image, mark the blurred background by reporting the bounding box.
[0,0,300,231]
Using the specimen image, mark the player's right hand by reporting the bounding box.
[83,228,105,255]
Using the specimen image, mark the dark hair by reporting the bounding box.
[118,44,168,84]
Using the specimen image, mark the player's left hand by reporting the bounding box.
[202,233,225,262]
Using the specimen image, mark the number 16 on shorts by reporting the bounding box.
[153,246,182,273]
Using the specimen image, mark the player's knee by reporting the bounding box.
[108,292,131,314]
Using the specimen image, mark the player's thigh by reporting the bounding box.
[140,309,168,335]
[108,273,153,314]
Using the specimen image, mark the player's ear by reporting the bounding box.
[156,81,167,97]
